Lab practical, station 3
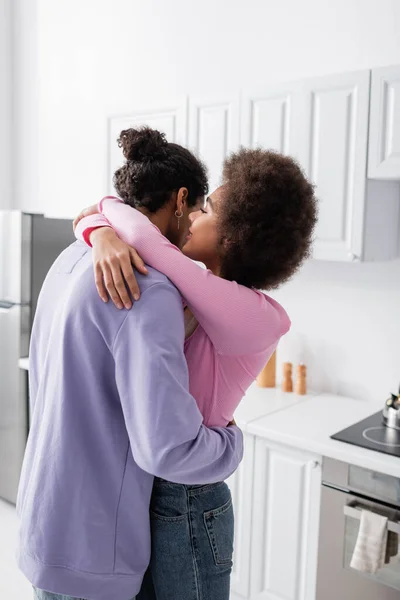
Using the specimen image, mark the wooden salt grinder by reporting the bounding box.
[295,364,307,395]
[257,350,276,388]
[282,362,293,392]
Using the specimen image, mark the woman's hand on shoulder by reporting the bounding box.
[90,228,148,310]
[72,203,100,230]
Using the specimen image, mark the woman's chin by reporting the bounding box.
[182,240,198,260]
[182,240,193,257]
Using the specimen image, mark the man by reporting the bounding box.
[16,189,243,600]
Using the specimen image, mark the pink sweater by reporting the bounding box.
[76,197,291,426]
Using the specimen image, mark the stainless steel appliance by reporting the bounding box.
[0,211,75,504]
[317,458,400,600]
[332,411,400,457]
[383,394,400,430]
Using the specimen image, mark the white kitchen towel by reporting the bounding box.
[350,509,388,574]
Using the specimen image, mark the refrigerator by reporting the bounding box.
[0,210,75,503]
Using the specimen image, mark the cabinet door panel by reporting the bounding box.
[242,91,291,153]
[302,71,370,261]
[189,93,240,193]
[369,65,400,179]
[108,100,187,191]
[241,84,306,164]
[250,439,321,600]
[227,434,255,599]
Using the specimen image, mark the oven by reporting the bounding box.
[316,458,400,600]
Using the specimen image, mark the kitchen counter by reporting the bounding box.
[239,387,399,478]
[234,383,313,427]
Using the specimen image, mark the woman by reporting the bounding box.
[75,126,317,599]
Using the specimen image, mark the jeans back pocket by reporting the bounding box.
[204,497,234,566]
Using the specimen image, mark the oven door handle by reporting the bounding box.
[344,503,400,534]
[322,481,400,512]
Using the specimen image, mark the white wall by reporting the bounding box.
[11,0,400,404]
[12,0,39,215]
[15,0,400,217]
[0,0,12,208]
[274,259,400,405]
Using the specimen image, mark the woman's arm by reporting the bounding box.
[76,197,291,355]
[74,205,148,309]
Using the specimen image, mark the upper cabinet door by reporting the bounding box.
[188,93,240,193]
[301,71,370,261]
[368,65,400,180]
[108,100,187,191]
[241,83,307,165]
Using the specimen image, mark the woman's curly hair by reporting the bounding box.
[219,148,318,290]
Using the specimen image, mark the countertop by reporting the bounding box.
[234,384,313,427]
[239,386,400,478]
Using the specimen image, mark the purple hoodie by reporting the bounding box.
[16,242,243,600]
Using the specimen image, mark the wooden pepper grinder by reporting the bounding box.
[295,364,307,395]
[282,362,293,392]
[257,350,276,388]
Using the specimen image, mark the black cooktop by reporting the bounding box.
[332,411,400,458]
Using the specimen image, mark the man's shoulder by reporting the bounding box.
[53,244,176,300]
[81,263,180,322]
[138,266,176,293]
[112,267,184,345]
[129,267,182,311]
[36,246,183,350]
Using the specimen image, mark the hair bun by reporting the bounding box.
[117,127,168,163]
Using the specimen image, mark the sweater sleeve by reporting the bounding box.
[113,280,243,484]
[75,196,291,355]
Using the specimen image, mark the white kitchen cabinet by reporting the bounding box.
[227,434,255,600]
[249,439,321,600]
[227,431,321,600]
[188,93,240,193]
[303,69,399,262]
[300,71,371,262]
[106,68,400,262]
[240,71,399,262]
[240,72,373,262]
[369,65,400,180]
[240,83,307,166]
[107,99,187,191]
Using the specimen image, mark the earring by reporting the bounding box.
[175,209,183,230]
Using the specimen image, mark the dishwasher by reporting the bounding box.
[316,458,400,600]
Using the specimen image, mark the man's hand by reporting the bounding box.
[90,228,148,310]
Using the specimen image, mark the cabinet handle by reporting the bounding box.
[348,252,360,262]
[310,460,320,469]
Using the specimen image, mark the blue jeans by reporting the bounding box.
[136,478,234,600]
[34,480,234,600]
